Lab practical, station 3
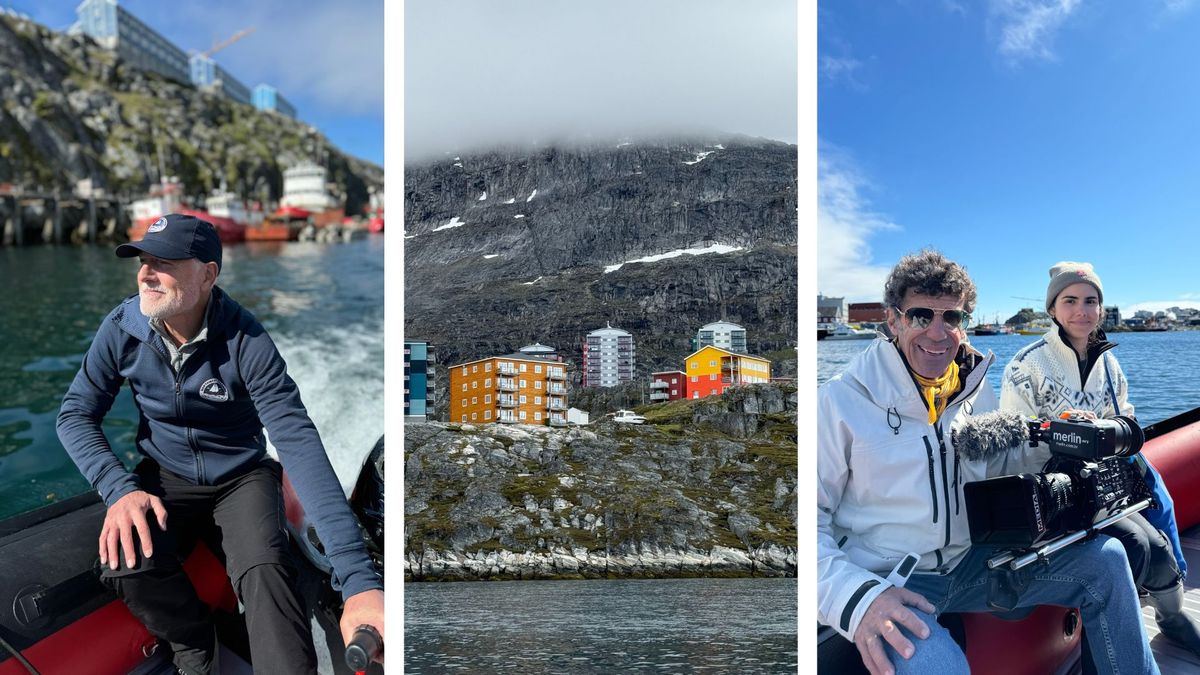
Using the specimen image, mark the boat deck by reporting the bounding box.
[1147,527,1200,673]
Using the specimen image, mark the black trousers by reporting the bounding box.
[101,458,317,675]
[1103,511,1181,592]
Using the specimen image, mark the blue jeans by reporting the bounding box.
[884,535,1158,675]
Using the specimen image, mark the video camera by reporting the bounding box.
[964,415,1150,550]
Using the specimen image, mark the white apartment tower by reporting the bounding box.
[582,324,635,388]
[696,321,747,354]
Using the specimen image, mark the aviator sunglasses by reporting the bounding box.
[894,306,971,330]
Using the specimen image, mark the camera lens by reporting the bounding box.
[1095,416,1144,458]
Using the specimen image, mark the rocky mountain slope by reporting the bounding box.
[0,14,380,217]
[403,137,798,390]
[404,383,797,581]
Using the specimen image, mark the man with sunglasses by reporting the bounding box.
[817,249,1156,675]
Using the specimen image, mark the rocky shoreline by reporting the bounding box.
[404,384,798,582]
[405,542,796,582]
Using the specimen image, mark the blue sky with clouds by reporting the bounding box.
[818,0,1200,321]
[6,0,383,166]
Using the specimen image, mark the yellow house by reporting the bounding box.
[683,345,771,399]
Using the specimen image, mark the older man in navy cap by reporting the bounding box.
[57,214,383,674]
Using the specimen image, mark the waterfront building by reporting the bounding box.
[189,54,251,105]
[73,0,190,84]
[582,324,635,388]
[449,353,569,426]
[404,341,435,422]
[695,321,748,354]
[1103,306,1122,329]
[848,302,887,323]
[683,346,771,400]
[650,370,687,403]
[252,84,297,118]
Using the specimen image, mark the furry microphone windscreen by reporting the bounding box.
[953,410,1031,461]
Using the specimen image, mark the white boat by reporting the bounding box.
[612,410,647,424]
[824,323,877,340]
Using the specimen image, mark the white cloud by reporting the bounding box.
[1163,0,1196,14]
[819,56,864,87]
[990,0,1081,64]
[1125,300,1200,313]
[817,149,899,302]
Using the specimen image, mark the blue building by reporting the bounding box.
[252,84,297,119]
[405,341,435,422]
[189,54,251,106]
[73,0,190,84]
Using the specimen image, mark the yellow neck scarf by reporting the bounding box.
[913,362,961,425]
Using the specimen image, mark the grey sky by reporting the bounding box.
[404,0,797,160]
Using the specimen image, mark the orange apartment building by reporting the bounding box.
[683,345,772,399]
[448,353,569,426]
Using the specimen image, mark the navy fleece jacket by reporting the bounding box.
[56,286,380,600]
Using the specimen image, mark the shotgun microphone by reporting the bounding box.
[952,410,1031,461]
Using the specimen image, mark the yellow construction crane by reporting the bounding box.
[199,27,255,59]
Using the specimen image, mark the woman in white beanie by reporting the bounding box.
[1000,261,1199,660]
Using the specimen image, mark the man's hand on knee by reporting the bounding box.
[340,589,385,665]
[100,490,168,569]
[852,587,936,675]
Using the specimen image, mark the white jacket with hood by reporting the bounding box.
[817,338,1051,641]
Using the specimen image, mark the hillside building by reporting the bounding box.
[449,353,569,426]
[683,345,771,399]
[74,0,190,84]
[252,84,297,118]
[695,321,747,354]
[582,324,635,388]
[73,1,290,112]
[189,54,251,105]
[404,341,434,422]
[649,370,687,402]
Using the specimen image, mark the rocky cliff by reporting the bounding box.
[0,14,380,221]
[404,383,798,581]
[403,137,798,396]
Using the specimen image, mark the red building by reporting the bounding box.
[848,302,887,323]
[650,370,687,402]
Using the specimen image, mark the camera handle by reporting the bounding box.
[986,498,1153,572]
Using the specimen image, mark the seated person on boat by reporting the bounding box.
[56,214,384,674]
[1000,261,1200,661]
[817,249,1157,675]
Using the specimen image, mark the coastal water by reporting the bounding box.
[817,331,1200,425]
[403,577,798,673]
[0,238,384,522]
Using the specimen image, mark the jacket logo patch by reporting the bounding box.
[199,378,230,402]
[148,217,167,233]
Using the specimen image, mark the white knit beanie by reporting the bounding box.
[1046,261,1103,311]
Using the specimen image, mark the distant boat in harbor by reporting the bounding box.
[128,180,253,243]
[972,324,1013,336]
[825,324,877,340]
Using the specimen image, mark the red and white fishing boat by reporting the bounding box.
[128,180,249,244]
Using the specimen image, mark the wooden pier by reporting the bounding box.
[0,189,127,246]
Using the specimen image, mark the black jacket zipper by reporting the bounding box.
[935,423,952,547]
[923,436,938,524]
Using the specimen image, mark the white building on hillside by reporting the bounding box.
[582,324,635,388]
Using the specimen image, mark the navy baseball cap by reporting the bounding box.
[115,213,222,271]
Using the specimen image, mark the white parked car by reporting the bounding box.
[612,409,647,424]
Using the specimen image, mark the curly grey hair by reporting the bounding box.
[884,249,977,313]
